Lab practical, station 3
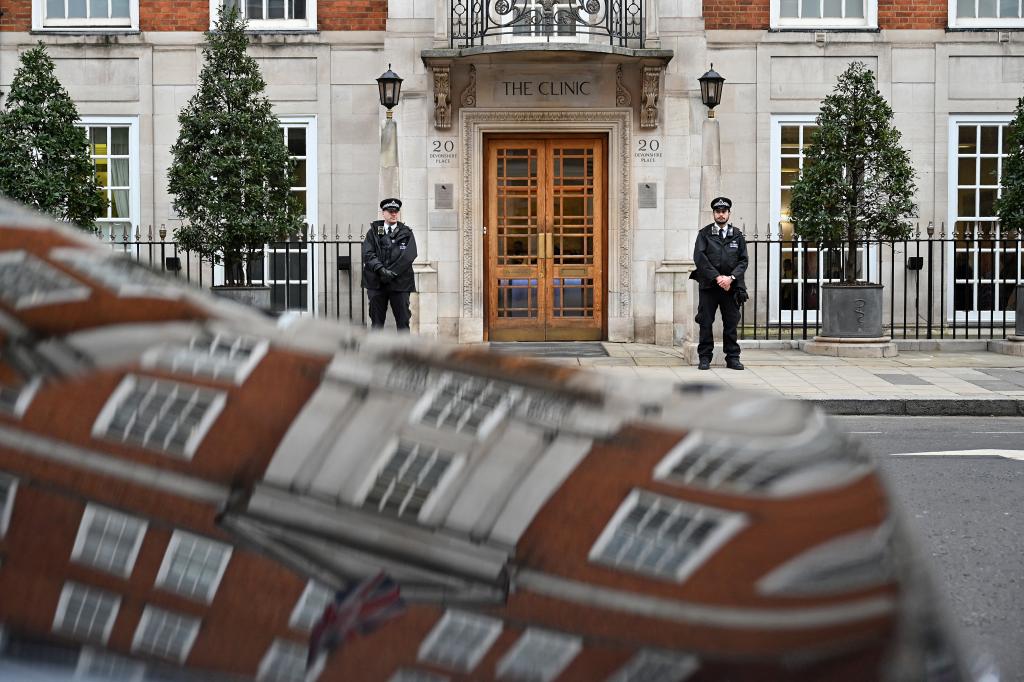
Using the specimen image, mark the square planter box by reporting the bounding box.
[211,285,272,311]
[820,283,884,338]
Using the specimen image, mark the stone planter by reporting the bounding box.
[820,283,884,338]
[211,285,272,311]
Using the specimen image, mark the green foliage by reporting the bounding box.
[995,95,1024,236]
[168,6,301,285]
[0,43,105,232]
[789,61,917,283]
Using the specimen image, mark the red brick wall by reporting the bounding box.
[0,0,31,31]
[0,0,386,32]
[704,0,948,30]
[704,0,769,30]
[140,0,209,31]
[878,0,947,30]
[6,346,327,488]
[0,481,308,676]
[320,0,387,31]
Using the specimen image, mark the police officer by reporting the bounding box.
[691,197,748,370]
[362,198,418,331]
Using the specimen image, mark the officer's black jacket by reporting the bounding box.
[691,223,749,290]
[361,220,418,292]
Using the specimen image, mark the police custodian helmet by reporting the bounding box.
[711,196,732,211]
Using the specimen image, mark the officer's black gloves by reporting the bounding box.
[379,268,398,284]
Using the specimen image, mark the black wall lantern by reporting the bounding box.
[377,64,404,117]
[698,65,725,119]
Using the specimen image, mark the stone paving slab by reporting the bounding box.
[482,343,1024,416]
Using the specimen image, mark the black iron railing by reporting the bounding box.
[739,224,1022,340]
[101,227,368,323]
[450,0,645,48]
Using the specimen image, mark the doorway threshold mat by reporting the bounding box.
[488,342,609,358]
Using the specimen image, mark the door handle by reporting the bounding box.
[539,233,552,260]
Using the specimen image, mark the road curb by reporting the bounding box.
[808,398,1024,417]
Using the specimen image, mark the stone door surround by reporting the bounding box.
[459,109,633,343]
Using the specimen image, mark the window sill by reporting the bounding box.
[768,26,879,33]
[946,26,1024,32]
[31,27,140,34]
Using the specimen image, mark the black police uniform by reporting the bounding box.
[692,202,748,366]
[362,203,418,331]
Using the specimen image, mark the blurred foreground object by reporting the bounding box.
[0,196,991,681]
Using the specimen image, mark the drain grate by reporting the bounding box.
[489,342,609,358]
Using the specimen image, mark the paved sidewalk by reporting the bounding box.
[504,343,1024,416]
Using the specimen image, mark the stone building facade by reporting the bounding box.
[1,0,1021,345]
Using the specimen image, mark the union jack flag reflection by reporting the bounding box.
[306,571,407,671]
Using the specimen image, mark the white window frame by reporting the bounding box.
[606,649,699,682]
[288,579,334,631]
[417,610,503,673]
[78,117,141,243]
[209,0,316,32]
[70,504,148,578]
[268,116,318,314]
[92,374,227,459]
[949,0,1024,28]
[357,438,466,522]
[0,378,41,418]
[770,114,879,324]
[589,489,747,583]
[154,530,233,603]
[32,0,138,30]
[50,247,178,300]
[131,605,201,663]
[770,0,877,28]
[409,372,518,439]
[0,474,17,537]
[141,334,269,386]
[0,250,92,310]
[495,628,582,682]
[756,525,892,596]
[653,431,869,497]
[76,647,146,681]
[257,638,308,682]
[52,582,122,644]
[947,114,1017,323]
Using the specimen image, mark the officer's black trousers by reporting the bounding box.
[696,286,740,361]
[367,289,411,332]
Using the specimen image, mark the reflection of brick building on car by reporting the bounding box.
[1,199,967,680]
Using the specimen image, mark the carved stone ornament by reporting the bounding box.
[640,65,661,129]
[432,65,451,129]
[615,64,631,107]
[460,64,477,108]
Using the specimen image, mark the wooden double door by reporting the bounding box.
[485,135,606,341]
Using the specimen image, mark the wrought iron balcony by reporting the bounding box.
[449,0,645,48]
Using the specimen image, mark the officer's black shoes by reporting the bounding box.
[726,359,745,370]
[697,359,711,370]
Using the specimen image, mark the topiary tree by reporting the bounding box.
[0,43,106,232]
[995,94,1024,237]
[789,61,917,284]
[168,5,301,286]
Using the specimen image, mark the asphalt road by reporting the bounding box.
[835,416,1024,681]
